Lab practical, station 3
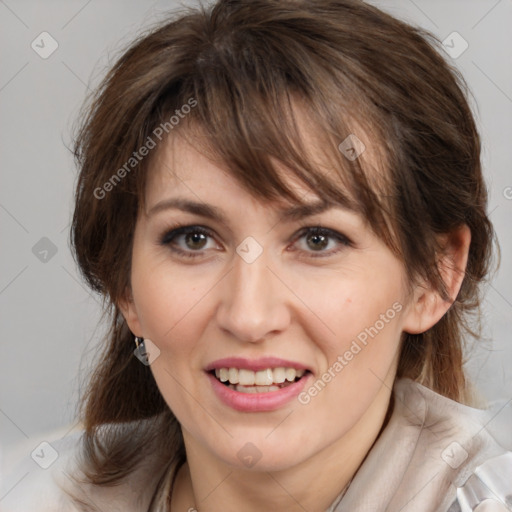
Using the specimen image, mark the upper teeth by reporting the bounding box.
[214,367,306,386]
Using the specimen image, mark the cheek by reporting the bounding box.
[130,248,217,346]
[306,278,405,413]
[296,290,404,435]
[126,242,408,468]
[290,264,405,356]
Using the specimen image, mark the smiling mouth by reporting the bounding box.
[210,367,310,393]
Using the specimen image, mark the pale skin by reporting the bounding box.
[120,132,471,511]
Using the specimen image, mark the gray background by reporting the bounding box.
[1,0,511,459]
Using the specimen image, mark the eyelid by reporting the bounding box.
[289,226,352,257]
[159,224,216,246]
[159,223,352,259]
[294,225,351,243]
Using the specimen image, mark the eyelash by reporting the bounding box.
[159,223,352,260]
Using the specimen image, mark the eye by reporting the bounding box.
[159,224,352,260]
[160,225,219,259]
[291,226,351,258]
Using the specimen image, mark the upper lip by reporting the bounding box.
[205,357,312,373]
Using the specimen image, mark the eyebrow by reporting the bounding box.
[147,197,356,223]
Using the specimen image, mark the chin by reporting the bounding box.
[205,433,316,473]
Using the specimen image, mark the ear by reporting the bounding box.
[118,285,143,337]
[402,225,471,335]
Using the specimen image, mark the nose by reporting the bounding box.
[215,248,291,343]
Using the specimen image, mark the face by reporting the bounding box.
[121,132,426,472]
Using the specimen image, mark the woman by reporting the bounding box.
[2,0,511,510]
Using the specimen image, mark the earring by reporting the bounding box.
[133,336,149,365]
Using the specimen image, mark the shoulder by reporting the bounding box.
[0,420,166,512]
[1,427,84,512]
[394,378,512,511]
[450,451,512,511]
[337,378,512,512]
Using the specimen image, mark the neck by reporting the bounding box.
[171,382,395,511]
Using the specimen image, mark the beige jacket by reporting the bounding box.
[1,378,511,512]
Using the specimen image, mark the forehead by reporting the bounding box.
[147,131,306,195]
[136,93,402,261]
[144,130,360,220]
[139,111,400,255]
[144,99,387,210]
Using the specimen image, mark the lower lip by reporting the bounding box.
[206,371,311,412]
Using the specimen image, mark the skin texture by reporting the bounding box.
[120,132,471,511]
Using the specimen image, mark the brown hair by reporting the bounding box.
[68,0,495,508]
